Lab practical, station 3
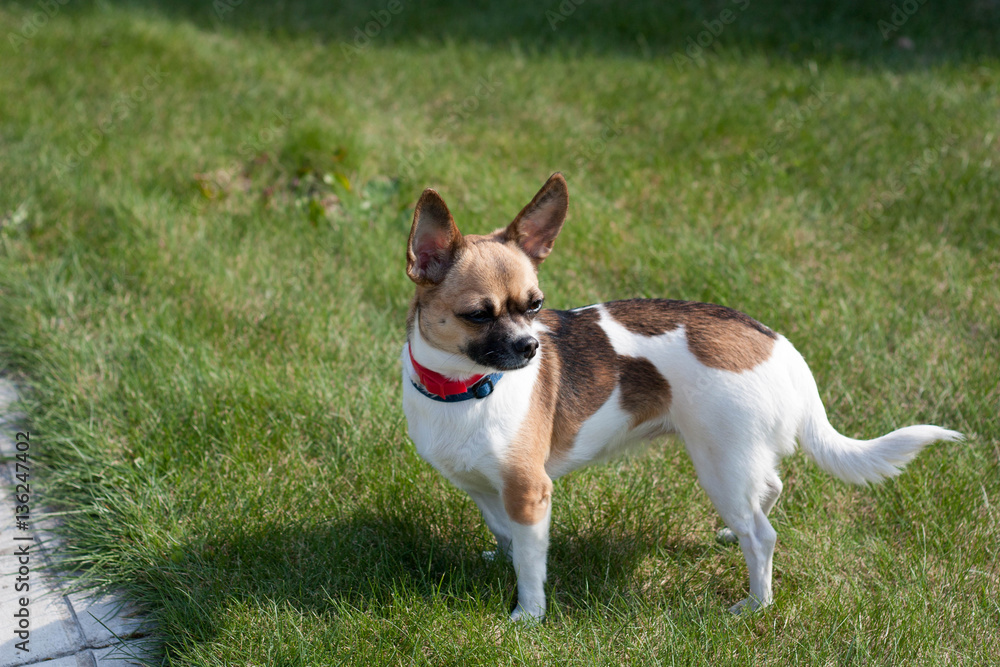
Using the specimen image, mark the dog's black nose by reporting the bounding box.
[514,336,539,360]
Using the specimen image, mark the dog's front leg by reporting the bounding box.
[468,490,513,562]
[502,472,553,622]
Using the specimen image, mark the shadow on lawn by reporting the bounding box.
[173,503,720,625]
[65,0,1000,68]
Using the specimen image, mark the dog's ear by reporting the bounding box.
[407,188,463,285]
[504,172,568,265]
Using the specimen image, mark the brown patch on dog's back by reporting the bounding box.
[683,311,778,374]
[605,299,777,373]
[619,357,672,427]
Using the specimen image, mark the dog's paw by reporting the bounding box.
[482,549,512,563]
[728,596,769,615]
[716,527,739,545]
[509,604,545,624]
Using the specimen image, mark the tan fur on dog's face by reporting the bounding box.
[415,236,544,369]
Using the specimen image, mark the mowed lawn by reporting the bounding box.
[1,1,998,664]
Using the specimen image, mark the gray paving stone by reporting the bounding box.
[67,592,148,649]
[0,522,31,557]
[0,378,154,666]
[93,639,153,665]
[0,579,83,666]
[12,653,96,667]
[0,380,17,413]
[0,420,23,458]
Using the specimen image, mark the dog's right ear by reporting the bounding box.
[503,172,568,266]
[407,188,463,285]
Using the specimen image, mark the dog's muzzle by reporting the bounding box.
[514,335,538,361]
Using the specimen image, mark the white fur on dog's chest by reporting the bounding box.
[401,343,541,493]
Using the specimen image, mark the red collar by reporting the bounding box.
[408,346,486,400]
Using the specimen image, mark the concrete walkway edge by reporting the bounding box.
[0,378,156,666]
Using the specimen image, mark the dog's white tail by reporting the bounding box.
[793,355,962,486]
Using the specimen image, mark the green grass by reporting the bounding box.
[1,1,999,664]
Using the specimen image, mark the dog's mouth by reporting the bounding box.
[490,356,534,372]
[465,351,535,372]
[463,337,539,372]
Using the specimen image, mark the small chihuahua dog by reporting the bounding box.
[401,173,961,621]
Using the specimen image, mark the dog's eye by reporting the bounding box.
[460,310,494,324]
[527,299,544,314]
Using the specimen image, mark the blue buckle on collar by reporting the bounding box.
[412,372,503,403]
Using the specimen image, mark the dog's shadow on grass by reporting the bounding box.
[178,504,718,620]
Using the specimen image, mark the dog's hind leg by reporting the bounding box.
[726,504,778,614]
[717,473,782,545]
[760,474,783,516]
[686,442,780,614]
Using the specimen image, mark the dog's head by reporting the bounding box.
[406,173,568,373]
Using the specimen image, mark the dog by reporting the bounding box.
[401,172,962,621]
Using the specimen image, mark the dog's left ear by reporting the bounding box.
[504,172,568,265]
[407,188,463,285]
